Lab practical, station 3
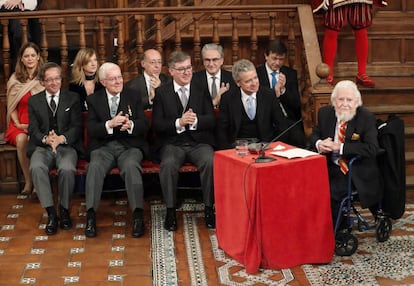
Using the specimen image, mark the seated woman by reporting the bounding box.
[69,47,103,111]
[5,42,44,195]
[309,80,383,226]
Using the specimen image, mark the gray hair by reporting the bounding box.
[232,59,255,82]
[168,51,191,68]
[98,62,120,79]
[201,43,224,59]
[331,80,363,107]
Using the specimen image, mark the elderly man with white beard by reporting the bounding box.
[309,80,383,229]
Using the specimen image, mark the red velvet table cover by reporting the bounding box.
[214,142,335,273]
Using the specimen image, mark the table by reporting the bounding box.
[214,142,335,273]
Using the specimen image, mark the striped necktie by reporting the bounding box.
[338,121,348,174]
[50,94,57,113]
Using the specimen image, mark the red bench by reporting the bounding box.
[49,110,199,188]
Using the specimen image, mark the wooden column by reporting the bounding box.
[58,18,69,87]
[1,20,11,83]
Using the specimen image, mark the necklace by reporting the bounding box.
[85,74,96,81]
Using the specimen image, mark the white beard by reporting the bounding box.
[335,109,356,122]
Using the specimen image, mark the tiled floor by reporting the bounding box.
[0,191,154,286]
[1,186,413,286]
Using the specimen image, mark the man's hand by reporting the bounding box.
[109,111,127,129]
[274,72,286,98]
[179,108,197,126]
[46,130,65,153]
[317,137,342,154]
[120,114,132,131]
[149,75,161,90]
[212,82,230,107]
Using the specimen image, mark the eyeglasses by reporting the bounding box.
[43,77,62,83]
[172,65,192,73]
[203,58,221,63]
[147,60,162,65]
[105,75,123,82]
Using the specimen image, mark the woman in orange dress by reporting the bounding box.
[5,42,44,195]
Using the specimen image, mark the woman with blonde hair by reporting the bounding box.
[69,48,103,111]
[5,42,44,195]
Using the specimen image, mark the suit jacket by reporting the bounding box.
[27,89,83,157]
[309,105,383,208]
[256,64,302,121]
[86,87,149,157]
[192,69,236,99]
[152,80,216,150]
[124,73,170,110]
[216,86,287,150]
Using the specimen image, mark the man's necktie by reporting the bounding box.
[246,96,255,120]
[271,71,278,89]
[211,76,217,99]
[179,86,188,109]
[110,96,118,118]
[338,121,349,174]
[50,94,57,113]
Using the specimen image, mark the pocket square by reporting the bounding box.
[65,107,70,112]
[351,133,360,141]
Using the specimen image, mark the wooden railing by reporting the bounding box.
[0,5,322,135]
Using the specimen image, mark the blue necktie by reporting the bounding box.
[271,71,278,89]
[246,97,255,120]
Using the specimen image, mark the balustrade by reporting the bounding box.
[0,5,322,135]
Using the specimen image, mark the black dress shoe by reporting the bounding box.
[132,217,145,238]
[60,206,72,230]
[164,208,177,231]
[85,210,97,238]
[205,206,216,229]
[45,214,58,235]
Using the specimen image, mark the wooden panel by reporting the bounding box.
[370,38,401,63]
[0,145,20,193]
[0,95,6,133]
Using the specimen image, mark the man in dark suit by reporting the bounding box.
[192,43,235,107]
[84,62,150,238]
[124,48,170,110]
[256,39,306,147]
[28,62,83,235]
[309,80,383,227]
[216,59,287,150]
[152,51,216,231]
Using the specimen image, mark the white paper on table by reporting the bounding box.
[273,144,286,151]
[270,148,318,159]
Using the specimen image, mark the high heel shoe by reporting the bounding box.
[356,74,375,88]
[20,189,32,195]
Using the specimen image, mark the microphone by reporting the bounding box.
[255,118,303,163]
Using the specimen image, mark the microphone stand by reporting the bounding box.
[255,118,303,163]
[255,143,276,163]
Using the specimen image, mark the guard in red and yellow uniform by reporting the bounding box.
[312,0,388,87]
